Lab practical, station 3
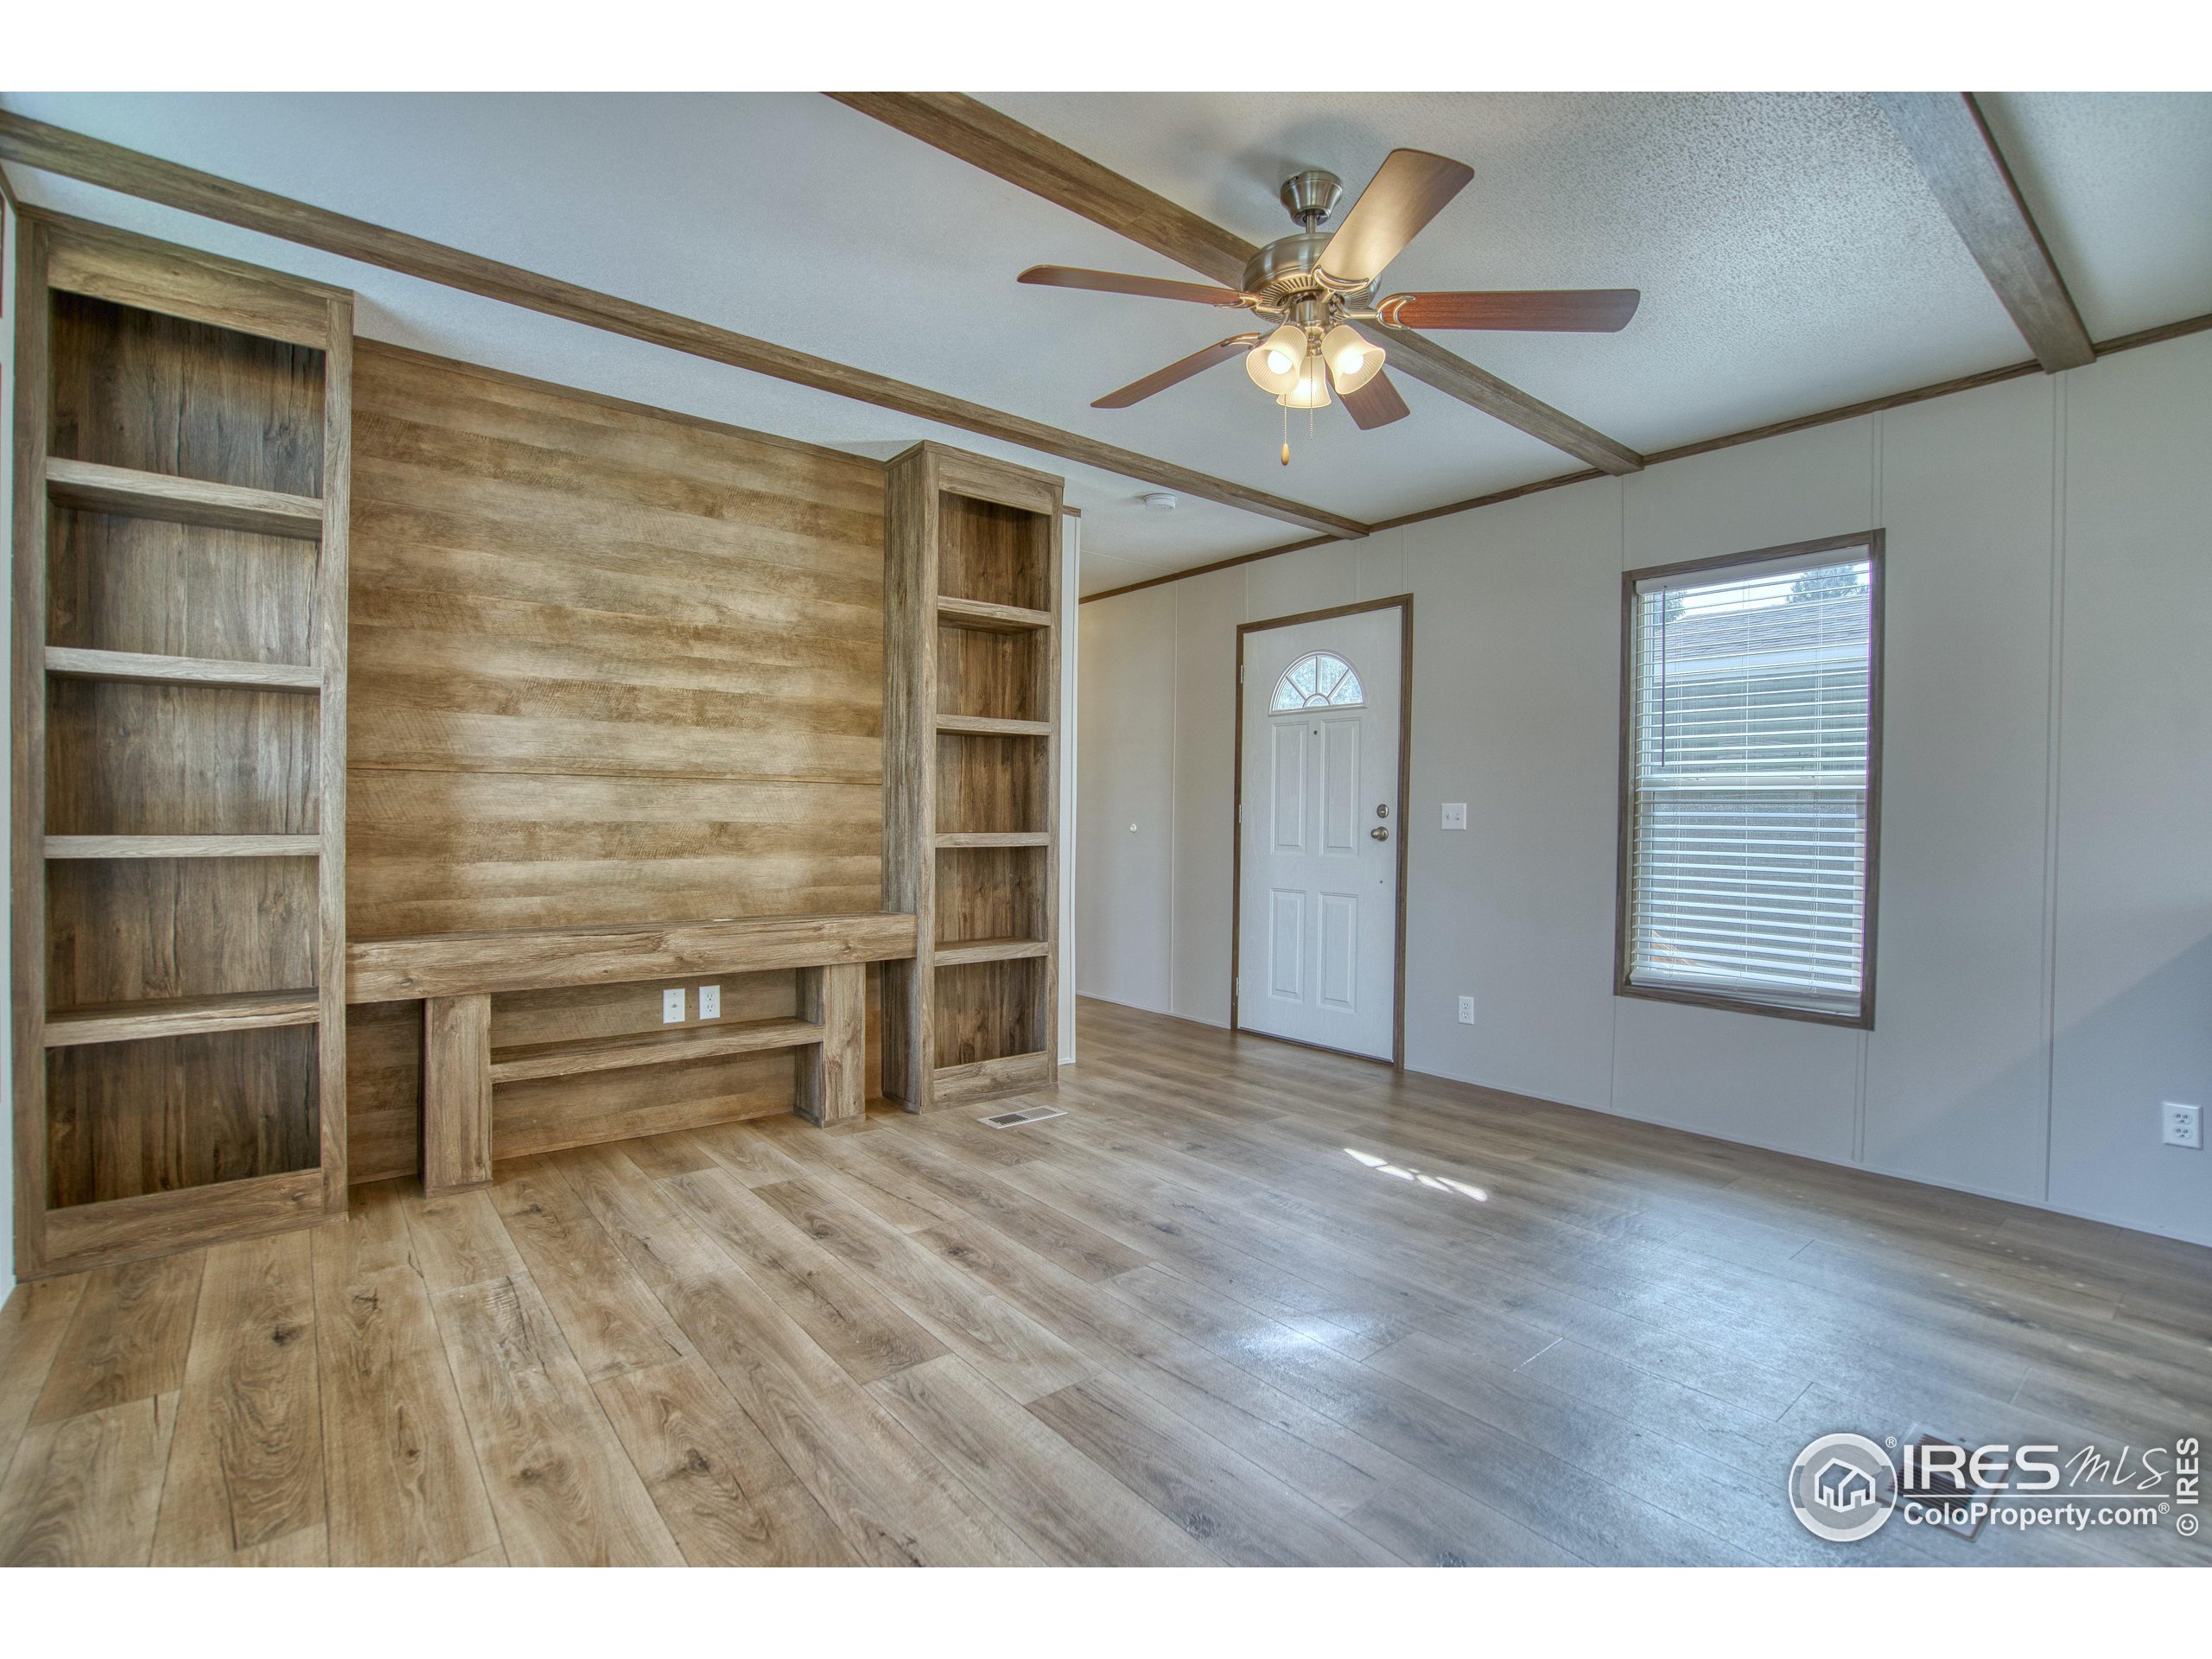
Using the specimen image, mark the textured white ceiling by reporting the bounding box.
[1978,93,2212,341]
[2,92,2205,596]
[983,91,2212,455]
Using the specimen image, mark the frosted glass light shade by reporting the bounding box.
[1276,355,1333,410]
[1321,323,1386,395]
[1245,323,1306,395]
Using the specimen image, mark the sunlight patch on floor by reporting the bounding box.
[1344,1147,1488,1201]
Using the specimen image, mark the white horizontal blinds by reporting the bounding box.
[1629,549,1873,1014]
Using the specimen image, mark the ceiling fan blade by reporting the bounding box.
[1317,149,1475,287]
[1020,265,1250,307]
[1376,289,1643,333]
[1092,334,1263,409]
[1339,369,1411,430]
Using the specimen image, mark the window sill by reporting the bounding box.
[1613,978,1872,1031]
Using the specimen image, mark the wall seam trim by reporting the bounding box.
[1607,474,1626,1118]
[2039,372,2069,1208]
[1856,412,1882,1166]
[1168,582,1182,1019]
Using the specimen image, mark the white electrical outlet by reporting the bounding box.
[1441,803,1467,830]
[698,984,721,1020]
[1458,995,1476,1025]
[662,987,686,1024]
[2164,1103,2202,1149]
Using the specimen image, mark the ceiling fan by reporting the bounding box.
[1019,149,1640,463]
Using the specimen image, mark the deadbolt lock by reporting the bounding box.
[1376,804,1389,818]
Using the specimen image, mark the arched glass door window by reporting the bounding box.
[1270,652,1364,712]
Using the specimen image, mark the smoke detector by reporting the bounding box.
[1141,492,1179,512]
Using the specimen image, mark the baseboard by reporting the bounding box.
[1420,1056,2212,1254]
[1078,991,2210,1254]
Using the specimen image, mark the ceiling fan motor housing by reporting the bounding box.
[1279,168,1344,226]
[1244,232,1370,329]
[1247,171,1375,315]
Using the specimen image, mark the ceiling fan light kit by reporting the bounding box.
[1320,322,1386,394]
[1247,321,1308,394]
[1021,147,1643,464]
[1278,355,1333,410]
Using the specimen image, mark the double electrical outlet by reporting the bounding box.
[662,984,722,1023]
[2164,1102,2202,1150]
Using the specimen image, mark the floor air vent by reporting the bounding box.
[980,1105,1067,1128]
[1898,1430,1994,1541]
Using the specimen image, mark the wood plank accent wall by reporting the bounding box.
[340,345,891,1178]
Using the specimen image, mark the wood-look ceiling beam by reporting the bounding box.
[1872,92,2095,372]
[831,92,1256,289]
[0,111,1365,541]
[830,92,1648,477]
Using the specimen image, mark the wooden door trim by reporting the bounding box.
[1230,594,1414,1068]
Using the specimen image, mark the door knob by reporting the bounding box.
[1370,825,1389,842]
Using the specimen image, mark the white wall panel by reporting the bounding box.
[1860,375,2057,1202]
[1246,542,1357,625]
[1170,566,1244,1027]
[2050,333,2212,1242]
[1356,535,1408,601]
[1074,586,1177,1013]
[1397,484,1624,1110]
[1622,416,1878,567]
[1610,994,1863,1162]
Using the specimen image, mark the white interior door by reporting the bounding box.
[1237,607,1401,1060]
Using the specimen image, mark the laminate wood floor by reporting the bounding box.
[4,997,2207,1567]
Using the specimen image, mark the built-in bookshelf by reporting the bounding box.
[881,444,1062,1110]
[10,213,353,1277]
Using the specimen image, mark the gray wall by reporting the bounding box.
[1077,330,2212,1247]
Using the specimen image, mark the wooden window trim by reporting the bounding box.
[1614,531,1886,1031]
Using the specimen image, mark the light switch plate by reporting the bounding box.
[698,984,721,1020]
[1441,803,1468,830]
[662,988,686,1024]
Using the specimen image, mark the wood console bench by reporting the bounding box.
[346,912,918,1195]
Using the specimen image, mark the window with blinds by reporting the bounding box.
[1619,537,1883,1024]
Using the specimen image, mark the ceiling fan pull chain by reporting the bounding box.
[1281,400,1291,467]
